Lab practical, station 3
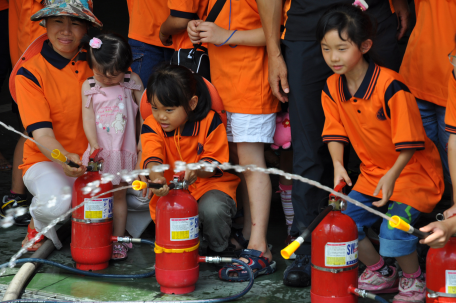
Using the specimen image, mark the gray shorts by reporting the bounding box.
[198,190,237,252]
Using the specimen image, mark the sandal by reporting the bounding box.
[112,242,132,261]
[23,225,45,252]
[218,249,276,282]
[231,229,273,251]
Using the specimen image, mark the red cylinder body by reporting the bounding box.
[427,237,456,302]
[71,171,113,271]
[311,211,359,303]
[155,188,199,294]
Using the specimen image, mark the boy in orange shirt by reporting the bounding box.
[188,0,280,281]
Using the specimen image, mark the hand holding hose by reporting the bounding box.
[149,177,169,198]
[61,153,85,178]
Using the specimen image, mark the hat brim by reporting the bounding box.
[31,3,103,28]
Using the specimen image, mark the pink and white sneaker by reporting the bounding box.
[358,266,399,293]
[392,276,426,303]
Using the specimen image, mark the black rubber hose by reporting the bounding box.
[3,258,254,303]
[298,205,334,241]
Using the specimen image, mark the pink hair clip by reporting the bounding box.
[352,0,369,11]
[89,37,102,49]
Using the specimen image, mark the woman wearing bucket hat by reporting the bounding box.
[9,0,102,251]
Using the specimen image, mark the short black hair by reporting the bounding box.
[316,4,375,50]
[86,33,132,76]
[146,64,212,123]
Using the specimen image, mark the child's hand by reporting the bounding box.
[185,168,198,185]
[90,145,100,154]
[444,204,456,220]
[372,171,397,207]
[159,31,173,46]
[150,177,169,198]
[188,20,202,44]
[196,22,231,45]
[419,220,453,248]
[138,174,149,198]
[62,153,86,178]
[334,162,352,188]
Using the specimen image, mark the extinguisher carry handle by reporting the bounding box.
[89,148,103,162]
[329,181,346,200]
[173,171,185,182]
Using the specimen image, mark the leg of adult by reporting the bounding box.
[23,161,76,249]
[282,39,334,287]
[436,104,451,183]
[199,190,236,252]
[129,39,175,87]
[372,13,402,72]
[112,185,127,237]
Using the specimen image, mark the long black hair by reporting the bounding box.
[86,33,132,76]
[146,64,212,123]
[316,4,377,58]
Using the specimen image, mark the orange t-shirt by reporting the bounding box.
[322,61,444,213]
[15,41,92,175]
[0,0,8,11]
[207,0,280,115]
[445,72,456,134]
[399,0,456,107]
[8,0,46,66]
[168,0,208,51]
[128,0,174,49]
[141,110,240,221]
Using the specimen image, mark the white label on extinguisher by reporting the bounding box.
[84,197,113,220]
[170,216,199,241]
[446,270,456,294]
[324,239,358,267]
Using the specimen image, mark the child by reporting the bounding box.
[187,0,279,281]
[141,64,240,258]
[81,33,144,261]
[317,4,444,302]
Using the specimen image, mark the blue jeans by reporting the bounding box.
[343,191,420,258]
[128,39,175,88]
[416,98,450,183]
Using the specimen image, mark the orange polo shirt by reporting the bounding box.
[400,0,456,107]
[0,0,8,11]
[207,0,280,115]
[445,72,456,134]
[322,61,444,213]
[15,40,92,175]
[8,0,45,65]
[141,110,240,221]
[168,0,208,51]
[128,0,174,49]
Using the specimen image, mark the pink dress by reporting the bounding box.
[82,72,140,185]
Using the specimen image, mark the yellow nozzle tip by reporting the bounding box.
[51,149,67,162]
[389,215,411,232]
[132,180,147,191]
[281,241,301,260]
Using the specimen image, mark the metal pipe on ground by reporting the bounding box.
[2,221,71,301]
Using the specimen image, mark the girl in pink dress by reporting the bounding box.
[81,33,144,260]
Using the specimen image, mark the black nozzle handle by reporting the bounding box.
[147,183,176,190]
[298,205,334,241]
[67,160,80,168]
[411,228,431,239]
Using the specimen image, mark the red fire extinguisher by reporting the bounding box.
[427,236,456,302]
[154,172,200,295]
[71,148,114,271]
[311,182,359,303]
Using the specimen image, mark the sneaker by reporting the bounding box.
[283,254,311,287]
[358,266,399,293]
[1,194,31,226]
[285,235,297,260]
[392,276,426,303]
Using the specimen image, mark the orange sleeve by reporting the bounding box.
[200,113,229,178]
[140,118,166,169]
[445,72,456,134]
[321,83,349,144]
[15,68,52,136]
[386,80,426,151]
[168,0,199,19]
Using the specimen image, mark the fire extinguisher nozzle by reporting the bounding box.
[281,239,302,259]
[132,180,148,191]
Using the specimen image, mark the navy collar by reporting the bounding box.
[41,40,72,70]
[163,121,200,137]
[339,59,380,102]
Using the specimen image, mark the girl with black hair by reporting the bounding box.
[317,4,443,302]
[141,64,240,258]
[81,33,144,261]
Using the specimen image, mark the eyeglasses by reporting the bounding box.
[449,47,456,67]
